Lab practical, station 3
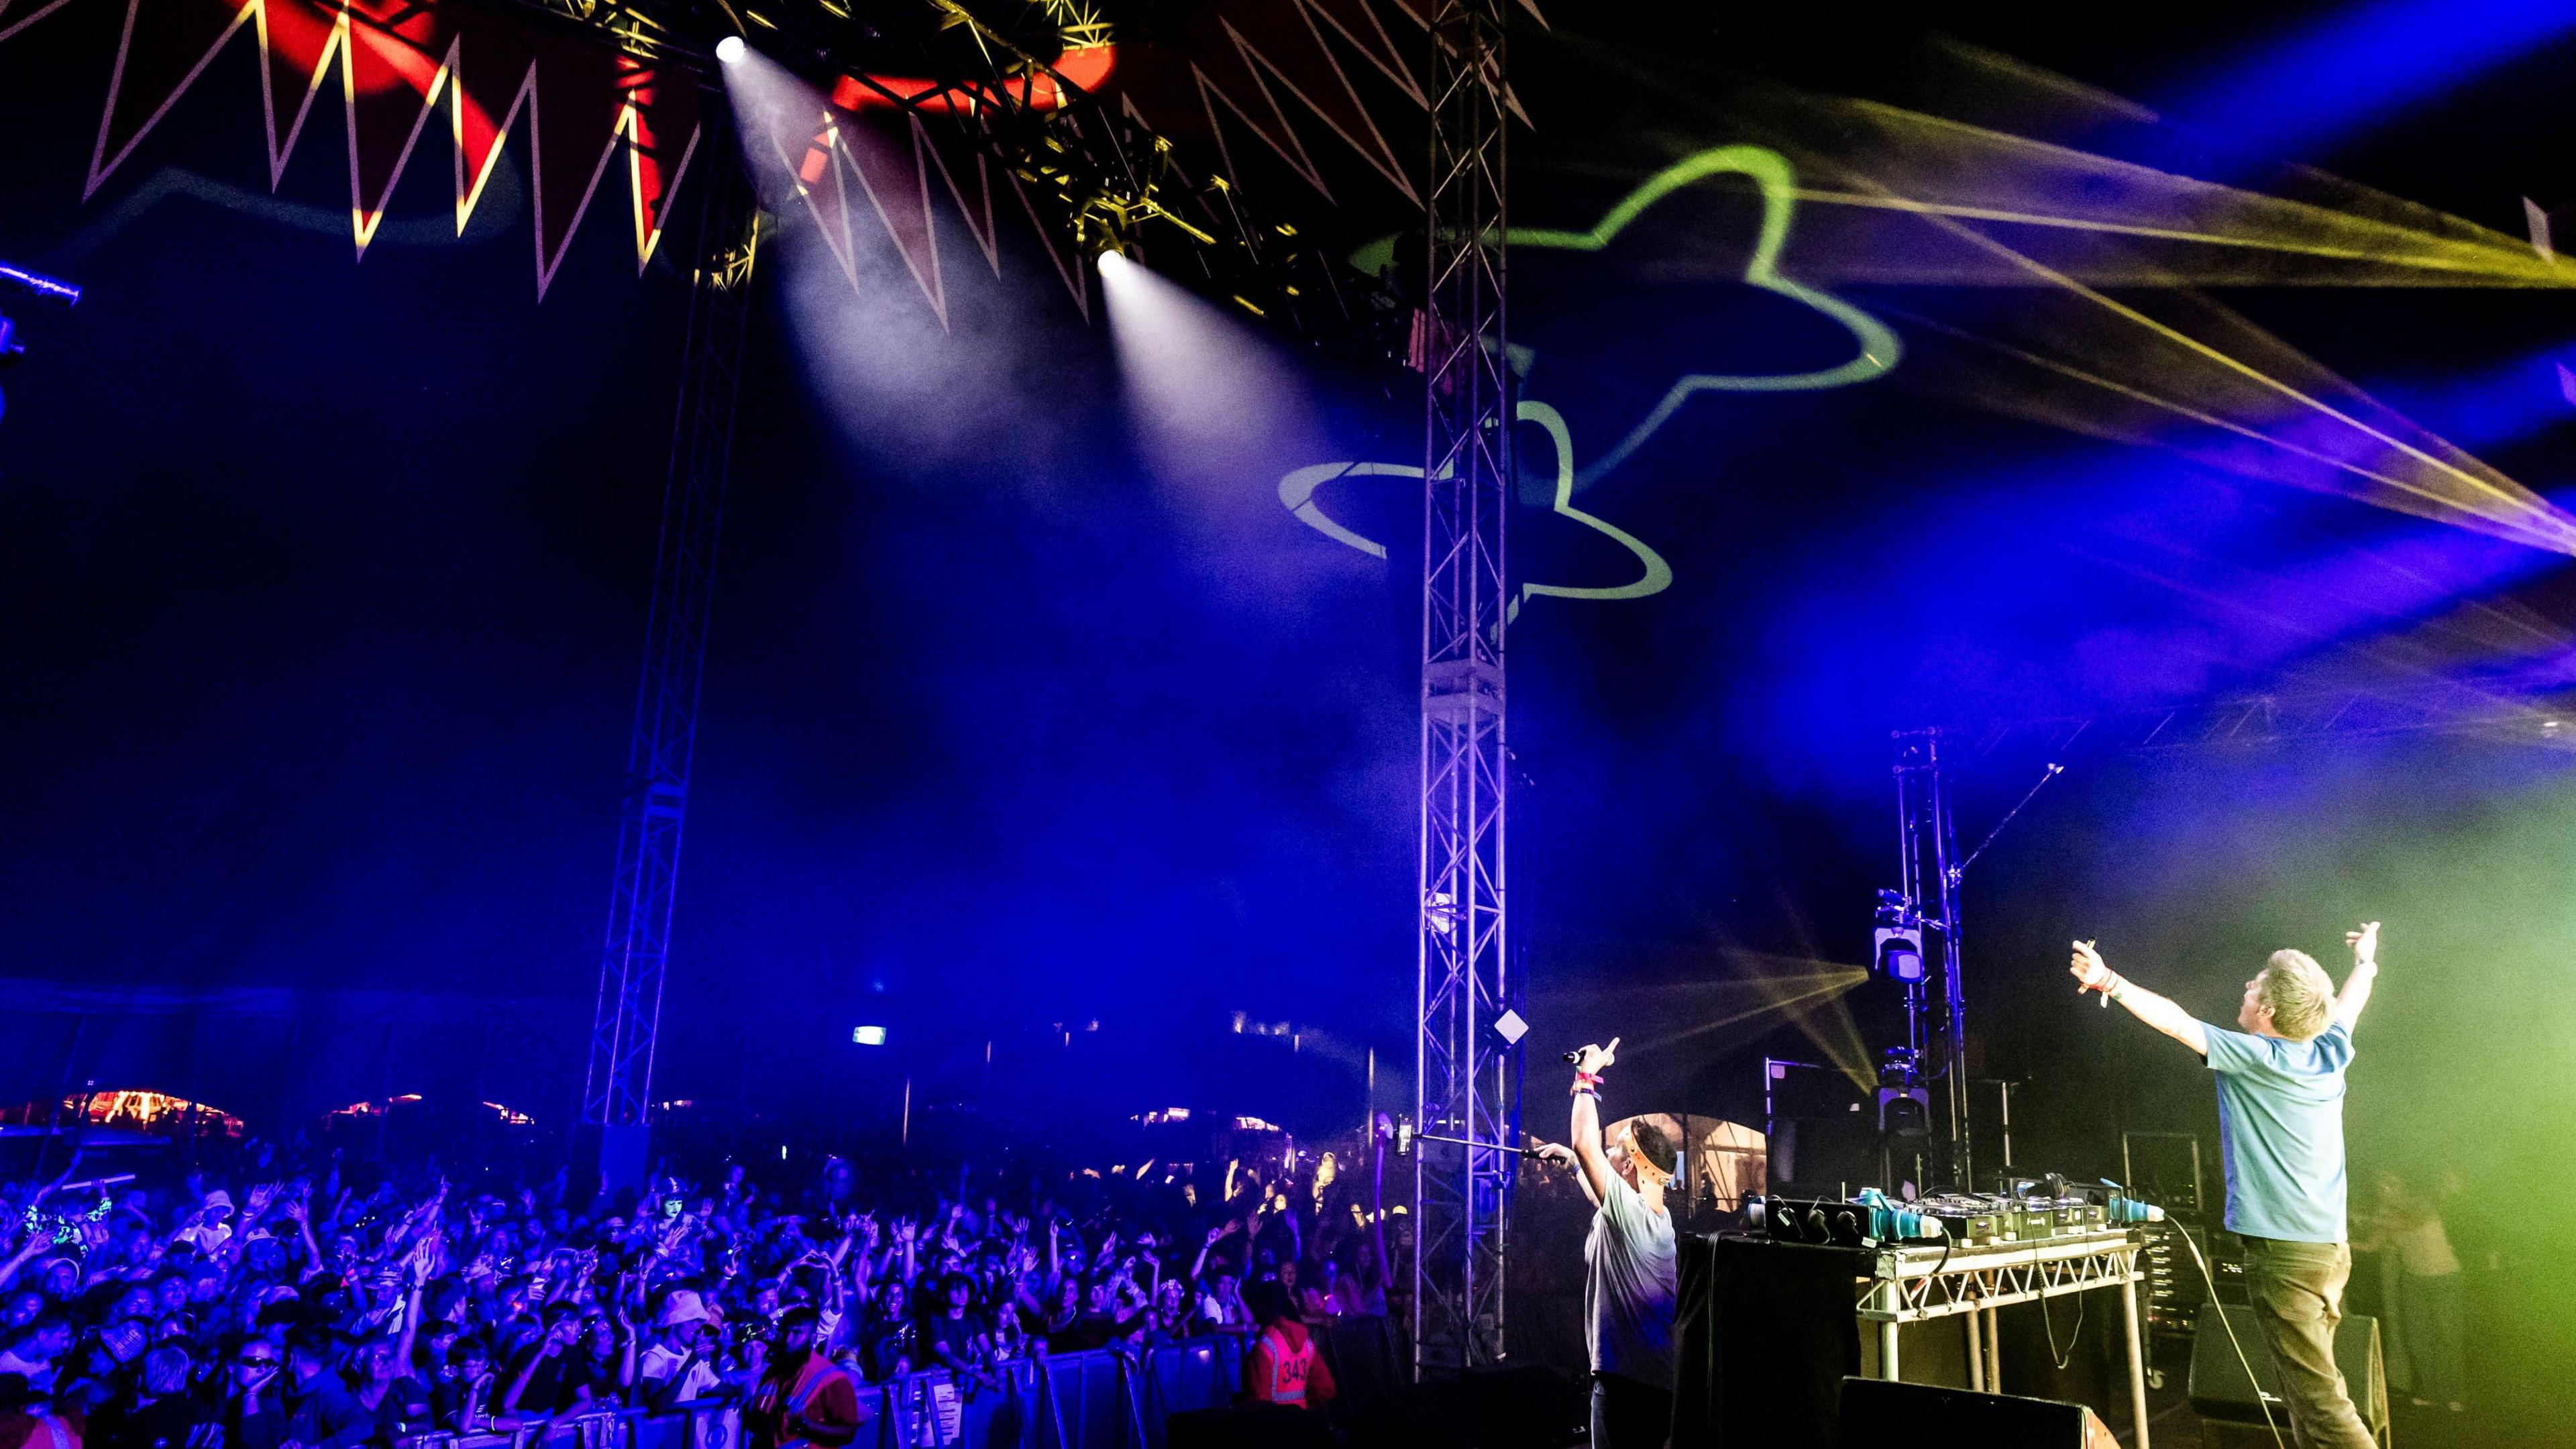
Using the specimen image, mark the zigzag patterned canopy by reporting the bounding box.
[0,0,1473,305]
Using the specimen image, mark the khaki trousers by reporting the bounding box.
[2241,1235,2379,1449]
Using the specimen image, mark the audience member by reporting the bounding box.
[0,1125,1398,1440]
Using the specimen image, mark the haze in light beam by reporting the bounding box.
[1099,252,1367,610]
[1783,99,2576,289]
[1882,250,2576,556]
[724,42,1060,470]
[1572,37,2576,290]
[1572,948,1876,1091]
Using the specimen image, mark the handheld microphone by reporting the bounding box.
[1560,1050,1580,1063]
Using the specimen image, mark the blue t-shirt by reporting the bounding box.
[2202,1020,2353,1243]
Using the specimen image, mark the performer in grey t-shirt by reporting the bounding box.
[1535,1037,1678,1449]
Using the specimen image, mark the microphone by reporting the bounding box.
[1560,1050,1580,1064]
[1407,1127,1554,1161]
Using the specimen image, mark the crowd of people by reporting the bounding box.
[0,1125,1396,1447]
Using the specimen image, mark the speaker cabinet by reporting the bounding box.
[2186,1303,2388,1444]
[1837,1377,2116,1448]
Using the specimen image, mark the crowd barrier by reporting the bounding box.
[392,1333,1261,1449]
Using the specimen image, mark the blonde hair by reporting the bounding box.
[2259,950,2335,1040]
[143,1346,192,1396]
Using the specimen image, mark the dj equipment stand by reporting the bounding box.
[1857,1230,2153,1448]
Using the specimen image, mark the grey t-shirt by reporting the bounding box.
[1583,1175,1677,1389]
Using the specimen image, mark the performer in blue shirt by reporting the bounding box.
[2070,922,2381,1449]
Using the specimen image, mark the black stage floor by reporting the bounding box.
[2124,1375,2538,1449]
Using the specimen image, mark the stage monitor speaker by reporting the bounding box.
[1835,1377,2116,1448]
[2186,1303,2388,1442]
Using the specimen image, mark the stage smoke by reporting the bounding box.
[1098,252,1372,610]
[721,42,1073,475]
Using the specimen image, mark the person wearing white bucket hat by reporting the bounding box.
[173,1189,235,1254]
[639,1289,722,1409]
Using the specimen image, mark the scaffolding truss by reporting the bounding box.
[1412,0,1514,1379]
[584,139,759,1132]
[1892,729,1972,1191]
[1859,1233,2143,1322]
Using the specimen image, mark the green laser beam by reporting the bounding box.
[1279,402,1673,613]
[1506,145,1904,484]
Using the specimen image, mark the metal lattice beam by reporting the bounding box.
[584,138,759,1130]
[1860,1234,2143,1321]
[1413,0,1513,1379]
[1893,729,1971,1192]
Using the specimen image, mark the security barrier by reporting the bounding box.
[394,1335,1250,1449]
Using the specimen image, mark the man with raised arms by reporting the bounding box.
[1534,1037,1678,1449]
[2071,923,2382,1449]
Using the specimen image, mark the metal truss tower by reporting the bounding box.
[1893,729,1972,1191]
[584,136,759,1138]
[1413,0,1514,1379]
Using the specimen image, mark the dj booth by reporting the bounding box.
[1670,1231,2147,1448]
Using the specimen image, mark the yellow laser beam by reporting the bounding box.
[1560,34,2573,292]
[1614,972,1870,1056]
[1562,943,1876,1089]
[1760,96,2576,289]
[1788,186,2567,284]
[1890,304,2576,555]
[1846,171,2576,555]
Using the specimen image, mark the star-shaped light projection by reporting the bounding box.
[1285,145,1896,616]
[1508,146,1902,484]
[1277,400,1674,618]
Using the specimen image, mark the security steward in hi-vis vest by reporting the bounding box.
[1242,1280,1336,1410]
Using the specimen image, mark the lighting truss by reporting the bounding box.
[859,9,1400,354]
[484,0,1396,354]
[465,0,707,69]
[1872,676,2576,1188]
[1892,729,1970,1191]
[1413,0,1513,1379]
[535,0,1397,1141]
[584,123,759,1132]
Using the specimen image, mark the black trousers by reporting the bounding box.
[1591,1371,1672,1449]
